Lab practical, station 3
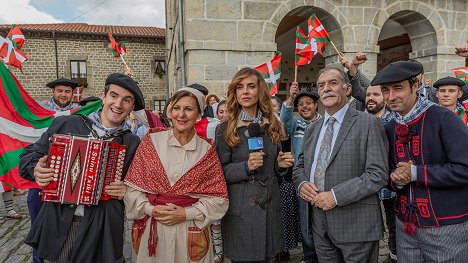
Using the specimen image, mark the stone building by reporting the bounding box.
[0,23,168,111]
[166,0,467,98]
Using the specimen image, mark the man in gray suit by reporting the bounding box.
[293,67,389,262]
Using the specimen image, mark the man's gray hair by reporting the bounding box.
[317,67,351,88]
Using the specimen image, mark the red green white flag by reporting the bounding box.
[107,28,127,58]
[307,14,331,56]
[295,27,313,66]
[0,62,102,190]
[0,25,28,72]
[254,51,282,95]
[452,66,468,83]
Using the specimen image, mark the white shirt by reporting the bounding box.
[301,103,349,205]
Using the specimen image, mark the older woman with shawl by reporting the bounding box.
[124,87,229,263]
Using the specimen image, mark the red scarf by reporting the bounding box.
[125,128,228,255]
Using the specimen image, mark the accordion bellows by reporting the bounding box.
[42,134,126,205]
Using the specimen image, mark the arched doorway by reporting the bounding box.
[274,6,343,100]
[377,10,437,80]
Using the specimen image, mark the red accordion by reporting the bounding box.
[42,134,127,205]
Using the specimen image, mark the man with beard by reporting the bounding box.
[365,85,397,263]
[39,78,80,111]
[372,61,468,263]
[20,73,143,262]
[280,82,321,263]
[433,76,467,126]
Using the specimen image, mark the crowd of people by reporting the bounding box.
[1,42,467,263]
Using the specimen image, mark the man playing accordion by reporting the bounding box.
[19,73,144,263]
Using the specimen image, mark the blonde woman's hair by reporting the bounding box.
[224,67,285,147]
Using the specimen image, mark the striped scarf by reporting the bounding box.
[46,97,77,111]
[394,97,434,125]
[88,110,131,138]
[239,110,262,123]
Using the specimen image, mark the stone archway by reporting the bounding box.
[372,1,442,80]
[274,6,343,99]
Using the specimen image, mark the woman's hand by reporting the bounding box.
[34,155,55,186]
[152,203,186,226]
[105,180,127,199]
[277,151,294,168]
[247,151,265,171]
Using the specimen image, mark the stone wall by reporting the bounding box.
[167,0,467,96]
[9,35,167,109]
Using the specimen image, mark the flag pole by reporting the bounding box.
[329,40,344,60]
[120,55,133,77]
[294,65,298,82]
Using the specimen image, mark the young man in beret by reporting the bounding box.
[371,61,468,262]
[434,76,467,126]
[19,73,145,262]
[26,78,82,263]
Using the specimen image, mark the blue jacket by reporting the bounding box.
[279,103,321,164]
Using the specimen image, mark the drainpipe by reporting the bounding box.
[164,0,170,100]
[178,0,186,87]
[53,30,59,78]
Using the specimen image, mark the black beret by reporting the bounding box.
[294,90,320,107]
[79,96,101,107]
[46,78,78,89]
[370,61,423,86]
[187,83,209,96]
[105,73,145,111]
[433,76,465,89]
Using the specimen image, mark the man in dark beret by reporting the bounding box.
[19,73,144,262]
[39,78,80,111]
[372,61,468,262]
[434,76,467,126]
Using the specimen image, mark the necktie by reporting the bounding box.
[314,117,335,192]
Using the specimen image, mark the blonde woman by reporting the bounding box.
[215,67,294,262]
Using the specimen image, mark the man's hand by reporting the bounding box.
[349,52,367,77]
[277,151,294,168]
[105,180,127,199]
[455,43,468,57]
[34,156,55,186]
[299,182,319,203]
[152,203,186,226]
[390,161,413,185]
[285,82,299,107]
[313,191,337,211]
[339,55,350,70]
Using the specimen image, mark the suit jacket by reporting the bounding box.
[293,106,389,242]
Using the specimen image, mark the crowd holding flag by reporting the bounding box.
[254,51,282,95]
[0,62,102,189]
[0,26,103,190]
[0,25,28,72]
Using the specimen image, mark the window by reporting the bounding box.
[70,60,87,87]
[154,99,166,113]
[154,59,165,78]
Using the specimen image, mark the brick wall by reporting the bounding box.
[9,35,167,109]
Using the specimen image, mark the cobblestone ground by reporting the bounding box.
[1,191,391,263]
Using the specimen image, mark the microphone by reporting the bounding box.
[247,123,264,151]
